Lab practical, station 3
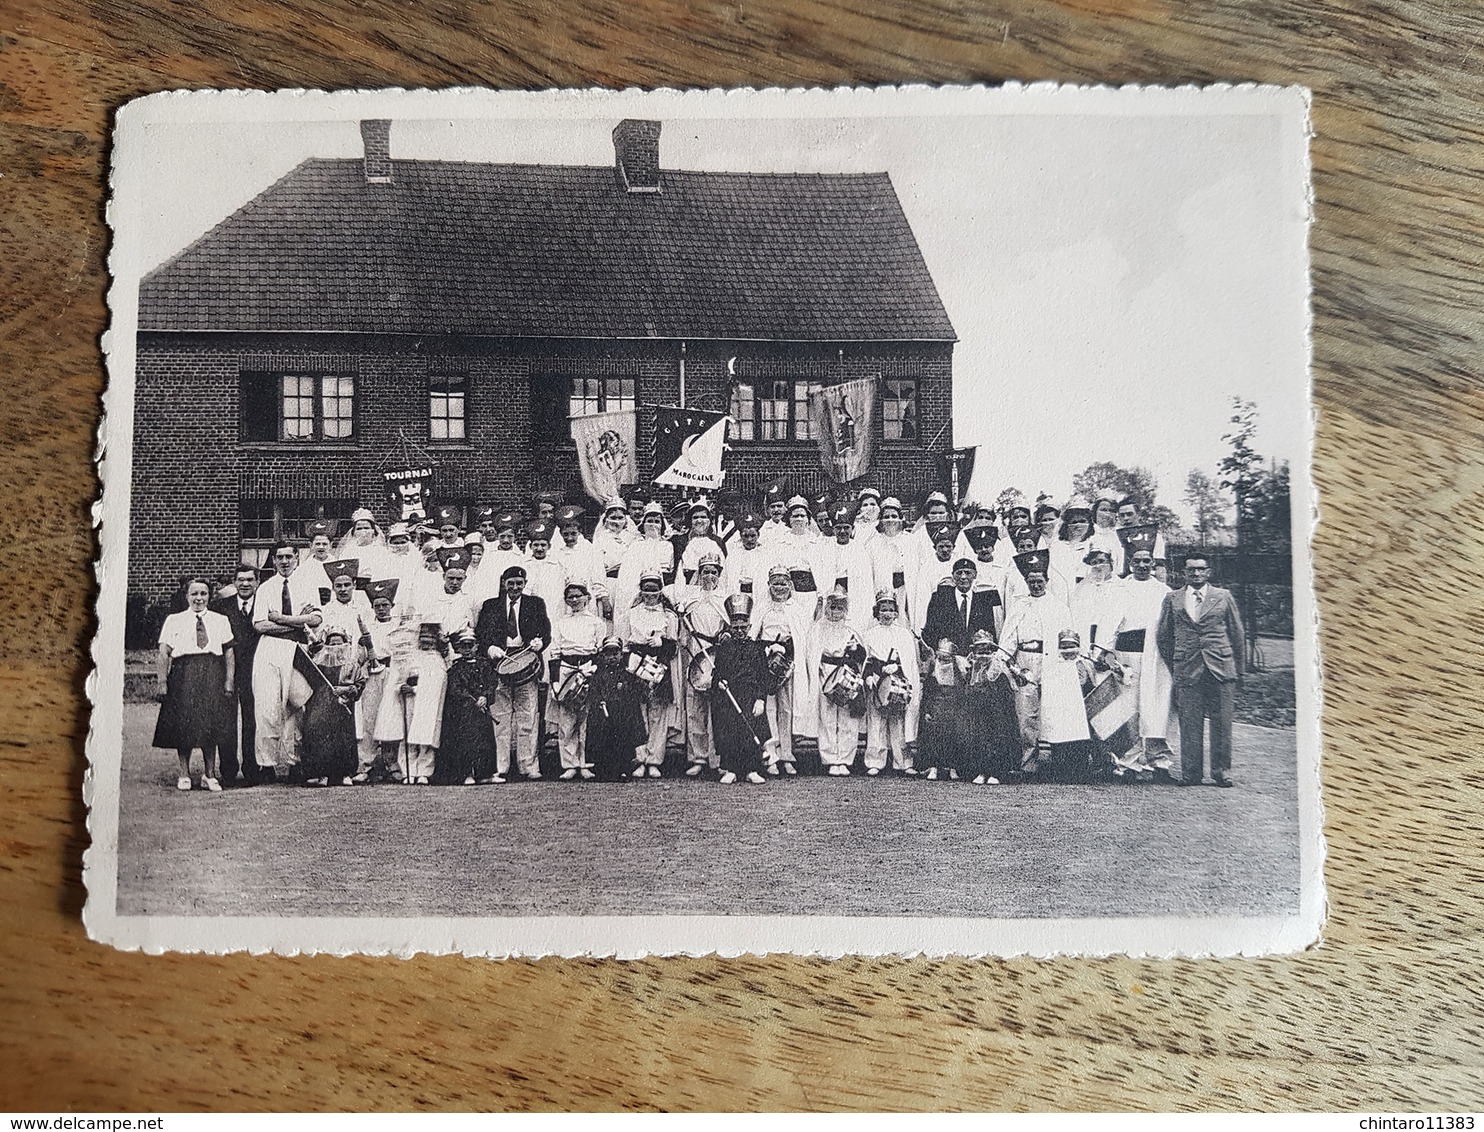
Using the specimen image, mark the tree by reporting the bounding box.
[1183,468,1229,547]
[1218,398,1263,534]
[1147,504,1182,537]
[1069,462,1160,513]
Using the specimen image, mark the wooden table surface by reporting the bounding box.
[3,0,1482,1112]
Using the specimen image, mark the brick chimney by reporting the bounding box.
[360,119,393,184]
[613,119,661,193]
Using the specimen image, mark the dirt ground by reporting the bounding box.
[112,702,1302,920]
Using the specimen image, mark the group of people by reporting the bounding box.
[152,484,1248,793]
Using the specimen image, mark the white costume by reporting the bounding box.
[809,538,877,632]
[751,593,819,765]
[549,608,606,772]
[1113,574,1177,744]
[249,569,322,770]
[613,537,675,640]
[862,619,921,770]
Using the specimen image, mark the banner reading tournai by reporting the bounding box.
[653,407,728,490]
[810,376,878,483]
[570,409,638,503]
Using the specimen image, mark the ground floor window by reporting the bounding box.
[239,498,356,568]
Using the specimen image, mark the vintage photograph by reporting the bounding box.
[86,84,1322,956]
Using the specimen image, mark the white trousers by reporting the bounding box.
[493,679,540,777]
[251,640,313,768]
[554,700,589,770]
[864,704,912,771]
[817,701,861,767]
[765,684,794,765]
[637,695,672,767]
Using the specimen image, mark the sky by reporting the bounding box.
[130,95,1309,523]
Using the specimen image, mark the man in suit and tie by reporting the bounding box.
[211,564,266,786]
[475,565,551,780]
[922,556,1000,655]
[1156,555,1246,787]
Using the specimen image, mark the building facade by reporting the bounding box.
[129,119,956,634]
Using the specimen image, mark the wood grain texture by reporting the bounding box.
[2,0,1483,1111]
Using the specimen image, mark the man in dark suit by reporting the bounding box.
[210,563,266,786]
[475,565,551,780]
[922,556,1000,655]
[1156,555,1246,787]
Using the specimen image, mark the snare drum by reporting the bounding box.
[496,647,541,687]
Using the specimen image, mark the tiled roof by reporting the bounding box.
[140,159,956,342]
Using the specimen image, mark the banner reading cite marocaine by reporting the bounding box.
[653,407,728,490]
[570,409,638,504]
[809,377,878,483]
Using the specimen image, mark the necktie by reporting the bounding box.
[1194,589,1204,606]
[196,615,208,648]
[960,592,969,629]
[281,580,292,616]
[241,598,250,617]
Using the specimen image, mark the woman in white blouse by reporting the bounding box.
[152,577,236,792]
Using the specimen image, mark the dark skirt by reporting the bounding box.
[917,682,968,772]
[712,694,770,776]
[963,679,1022,780]
[586,669,647,781]
[152,652,231,751]
[435,690,498,783]
[300,683,360,781]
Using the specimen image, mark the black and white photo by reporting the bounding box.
[87,84,1322,956]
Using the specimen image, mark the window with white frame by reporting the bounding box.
[430,370,467,441]
[882,378,919,441]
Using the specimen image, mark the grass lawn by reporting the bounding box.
[114,701,1301,921]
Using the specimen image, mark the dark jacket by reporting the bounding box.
[474,592,552,660]
[922,583,999,655]
[1156,586,1245,683]
[210,592,261,674]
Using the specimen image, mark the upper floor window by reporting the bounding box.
[882,378,919,441]
[532,375,636,445]
[571,375,636,418]
[242,372,356,442]
[729,378,824,442]
[430,370,467,441]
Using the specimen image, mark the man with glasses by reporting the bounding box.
[1156,555,1245,787]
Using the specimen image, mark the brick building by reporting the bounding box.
[129,118,956,633]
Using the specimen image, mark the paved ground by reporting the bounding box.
[113,703,1301,919]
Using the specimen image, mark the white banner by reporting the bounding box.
[570,409,637,503]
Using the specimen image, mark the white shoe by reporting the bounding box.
[904,768,919,777]
[828,765,847,776]
[719,771,737,784]
[949,769,960,781]
[866,767,880,777]
[986,776,1000,785]
[463,776,476,785]
[782,762,797,776]
[560,768,578,780]
[490,775,507,785]
[414,776,430,785]
[767,764,780,777]
[746,771,767,784]
[684,763,704,777]
[926,767,939,780]
[204,777,222,793]
[339,777,354,787]
[971,774,985,785]
[177,777,192,791]
[579,768,596,780]
[648,765,662,778]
